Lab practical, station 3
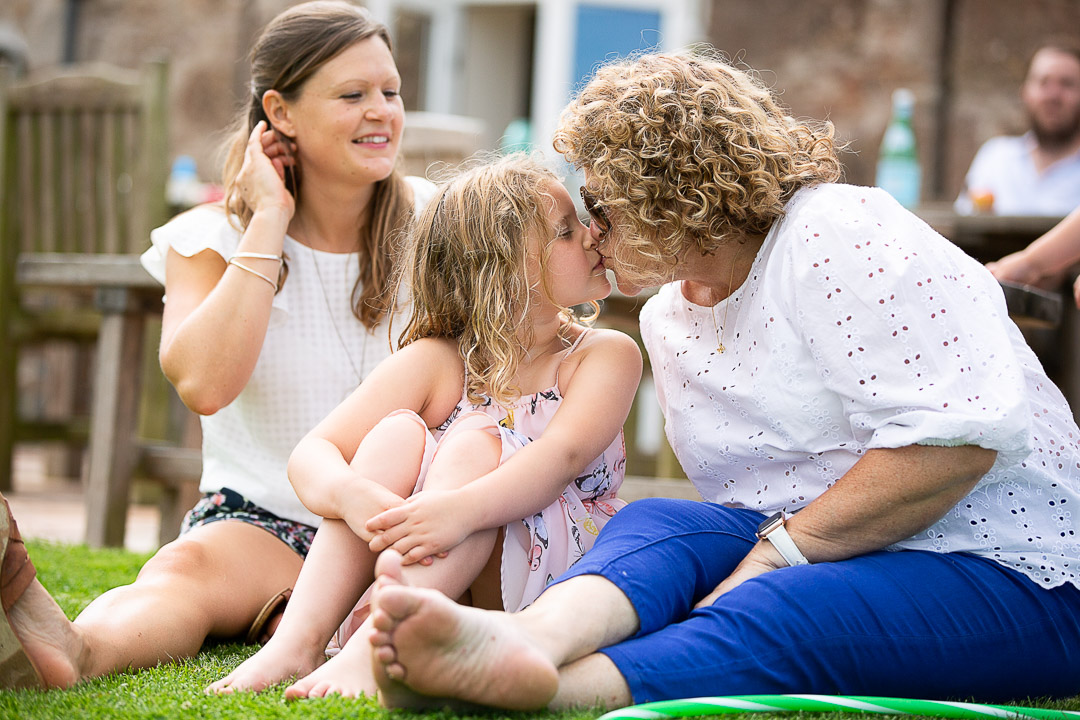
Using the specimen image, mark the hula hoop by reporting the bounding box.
[597,695,1080,720]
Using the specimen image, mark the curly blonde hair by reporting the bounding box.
[395,153,597,407]
[220,1,412,328]
[553,49,843,287]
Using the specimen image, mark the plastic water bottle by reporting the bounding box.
[875,89,921,209]
[166,155,203,209]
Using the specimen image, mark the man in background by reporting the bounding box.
[957,40,1080,215]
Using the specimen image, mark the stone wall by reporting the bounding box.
[708,0,1080,199]
[2,0,1079,201]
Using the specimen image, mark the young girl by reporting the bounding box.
[208,154,643,698]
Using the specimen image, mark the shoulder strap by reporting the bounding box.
[554,326,590,387]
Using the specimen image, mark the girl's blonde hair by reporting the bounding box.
[396,153,597,406]
[553,49,843,287]
[220,0,412,328]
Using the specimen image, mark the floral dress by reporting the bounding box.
[329,329,627,651]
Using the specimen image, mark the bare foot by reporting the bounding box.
[283,625,377,700]
[5,580,84,689]
[369,550,558,711]
[206,637,325,694]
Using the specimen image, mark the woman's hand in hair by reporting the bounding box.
[236,120,296,220]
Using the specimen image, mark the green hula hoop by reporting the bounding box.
[597,695,1080,720]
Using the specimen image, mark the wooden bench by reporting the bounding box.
[0,59,203,547]
[15,254,201,546]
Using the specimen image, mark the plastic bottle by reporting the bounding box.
[875,88,921,209]
[166,155,204,209]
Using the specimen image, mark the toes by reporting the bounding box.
[370,607,393,633]
[205,678,231,694]
[373,644,396,664]
[385,661,406,681]
[373,549,406,585]
[376,586,422,622]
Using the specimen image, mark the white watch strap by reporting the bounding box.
[763,523,810,567]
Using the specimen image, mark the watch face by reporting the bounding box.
[756,511,784,537]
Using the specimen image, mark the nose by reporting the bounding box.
[364,94,391,121]
[586,220,607,248]
[583,226,598,251]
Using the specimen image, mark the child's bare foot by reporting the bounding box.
[368,550,558,711]
[206,637,326,694]
[283,626,377,700]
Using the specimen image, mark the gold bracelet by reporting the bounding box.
[227,258,278,291]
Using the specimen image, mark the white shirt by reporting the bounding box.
[642,183,1080,589]
[141,176,437,526]
[954,133,1080,215]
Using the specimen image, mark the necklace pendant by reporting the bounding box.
[717,342,725,353]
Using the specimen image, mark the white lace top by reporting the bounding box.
[640,183,1080,590]
[141,176,437,526]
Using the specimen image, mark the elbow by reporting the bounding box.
[286,447,306,494]
[968,446,998,482]
[946,445,998,499]
[168,373,239,416]
[177,386,228,416]
[161,351,242,416]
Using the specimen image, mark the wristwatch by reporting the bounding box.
[756,511,810,567]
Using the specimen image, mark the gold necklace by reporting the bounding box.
[308,242,367,383]
[710,245,744,354]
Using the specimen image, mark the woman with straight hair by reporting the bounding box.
[0,0,434,689]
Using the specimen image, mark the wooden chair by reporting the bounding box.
[0,58,199,547]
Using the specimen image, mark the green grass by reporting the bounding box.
[2,541,1078,720]
[0,541,596,720]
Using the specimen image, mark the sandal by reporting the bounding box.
[0,494,44,689]
[245,588,291,645]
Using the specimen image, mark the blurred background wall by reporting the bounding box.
[2,0,1078,204]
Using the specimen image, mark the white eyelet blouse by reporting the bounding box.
[640,183,1080,590]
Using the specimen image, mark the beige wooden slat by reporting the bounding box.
[136,59,169,253]
[13,113,32,253]
[58,110,77,253]
[38,112,55,253]
[77,108,96,253]
[116,109,136,252]
[100,111,119,254]
[59,108,78,252]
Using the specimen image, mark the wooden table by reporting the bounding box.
[914,205,1080,419]
[16,254,199,547]
[915,203,1064,263]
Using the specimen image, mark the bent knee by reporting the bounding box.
[426,428,502,489]
[135,533,221,584]
[360,412,428,460]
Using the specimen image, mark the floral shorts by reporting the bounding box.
[180,487,316,558]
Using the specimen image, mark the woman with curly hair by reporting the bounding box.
[362,50,1080,711]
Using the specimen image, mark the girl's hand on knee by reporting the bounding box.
[366,490,473,564]
[341,482,408,543]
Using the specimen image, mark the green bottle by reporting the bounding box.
[876,88,921,209]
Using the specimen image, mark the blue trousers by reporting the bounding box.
[555,498,1080,704]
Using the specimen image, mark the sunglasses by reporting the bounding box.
[580,187,611,237]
